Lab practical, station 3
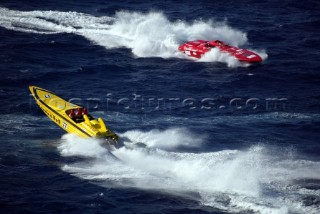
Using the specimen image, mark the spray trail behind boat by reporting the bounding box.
[0,7,266,67]
[59,129,320,214]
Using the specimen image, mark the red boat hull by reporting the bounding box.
[178,40,262,63]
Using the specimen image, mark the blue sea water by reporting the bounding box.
[0,0,320,213]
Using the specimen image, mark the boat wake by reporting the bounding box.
[58,130,320,214]
[0,7,267,67]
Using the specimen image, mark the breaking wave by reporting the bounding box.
[0,7,267,67]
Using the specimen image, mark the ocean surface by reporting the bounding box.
[1,0,320,213]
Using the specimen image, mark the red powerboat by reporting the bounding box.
[178,40,262,63]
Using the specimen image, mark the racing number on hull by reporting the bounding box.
[62,121,68,129]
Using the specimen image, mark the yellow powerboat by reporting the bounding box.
[29,86,119,148]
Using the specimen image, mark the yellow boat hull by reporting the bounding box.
[29,86,119,144]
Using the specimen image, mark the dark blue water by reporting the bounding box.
[1,0,320,213]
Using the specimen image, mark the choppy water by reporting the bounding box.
[1,0,320,213]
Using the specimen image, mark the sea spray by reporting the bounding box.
[58,134,108,158]
[119,127,204,149]
[58,130,320,213]
[0,7,267,67]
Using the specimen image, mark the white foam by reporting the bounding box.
[249,48,269,61]
[0,7,266,67]
[57,131,320,214]
[198,48,247,68]
[120,127,204,149]
[58,134,108,158]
